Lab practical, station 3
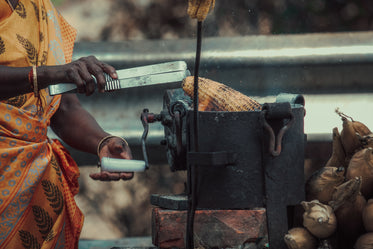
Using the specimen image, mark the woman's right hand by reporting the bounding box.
[47,55,118,96]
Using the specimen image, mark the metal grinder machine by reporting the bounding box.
[138,2,306,248]
[141,90,306,249]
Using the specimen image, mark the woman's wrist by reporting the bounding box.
[35,65,51,89]
[96,135,129,157]
[37,65,66,89]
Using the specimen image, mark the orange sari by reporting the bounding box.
[0,1,83,248]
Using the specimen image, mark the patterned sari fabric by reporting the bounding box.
[0,1,83,248]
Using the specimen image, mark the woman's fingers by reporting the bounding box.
[66,66,86,94]
[93,136,134,181]
[75,60,96,95]
[101,62,117,79]
[64,56,117,95]
[89,171,134,181]
[83,56,106,93]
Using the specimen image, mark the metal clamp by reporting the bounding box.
[261,102,294,157]
[169,100,189,158]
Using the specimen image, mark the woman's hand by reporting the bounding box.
[53,56,117,96]
[0,56,117,99]
[90,136,134,181]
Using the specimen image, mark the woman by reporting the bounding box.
[0,0,133,248]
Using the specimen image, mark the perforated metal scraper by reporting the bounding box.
[48,61,190,95]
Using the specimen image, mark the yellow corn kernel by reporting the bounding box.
[182,76,262,112]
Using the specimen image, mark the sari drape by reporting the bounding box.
[0,1,83,248]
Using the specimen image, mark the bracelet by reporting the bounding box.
[28,65,39,97]
[32,65,38,97]
[97,135,129,157]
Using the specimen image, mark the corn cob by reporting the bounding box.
[187,0,215,21]
[182,76,262,112]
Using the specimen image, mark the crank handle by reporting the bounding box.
[99,157,146,172]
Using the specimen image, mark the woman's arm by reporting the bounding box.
[50,93,107,154]
[50,93,133,180]
[0,66,34,99]
[0,56,117,100]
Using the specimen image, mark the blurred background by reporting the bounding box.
[51,0,373,240]
[56,0,373,42]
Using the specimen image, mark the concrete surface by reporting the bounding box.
[79,236,153,249]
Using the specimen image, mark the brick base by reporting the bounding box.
[152,208,268,248]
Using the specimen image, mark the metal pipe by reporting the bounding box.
[74,31,373,95]
[74,31,373,67]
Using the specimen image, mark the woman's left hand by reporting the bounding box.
[90,136,134,181]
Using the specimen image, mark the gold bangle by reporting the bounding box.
[97,135,129,157]
[32,65,38,97]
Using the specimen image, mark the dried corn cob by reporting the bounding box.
[182,76,262,112]
[187,0,215,21]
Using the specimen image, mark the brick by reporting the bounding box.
[152,208,267,248]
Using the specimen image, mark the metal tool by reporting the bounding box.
[48,61,190,95]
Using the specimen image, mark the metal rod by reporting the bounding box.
[140,109,150,169]
[193,21,202,153]
[186,20,203,249]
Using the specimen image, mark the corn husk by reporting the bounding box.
[302,200,337,239]
[346,147,373,199]
[329,176,363,210]
[329,177,366,249]
[336,109,371,162]
[363,199,373,232]
[354,232,373,249]
[357,133,373,149]
[325,127,347,169]
[306,167,345,204]
[182,76,262,112]
[284,227,318,249]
